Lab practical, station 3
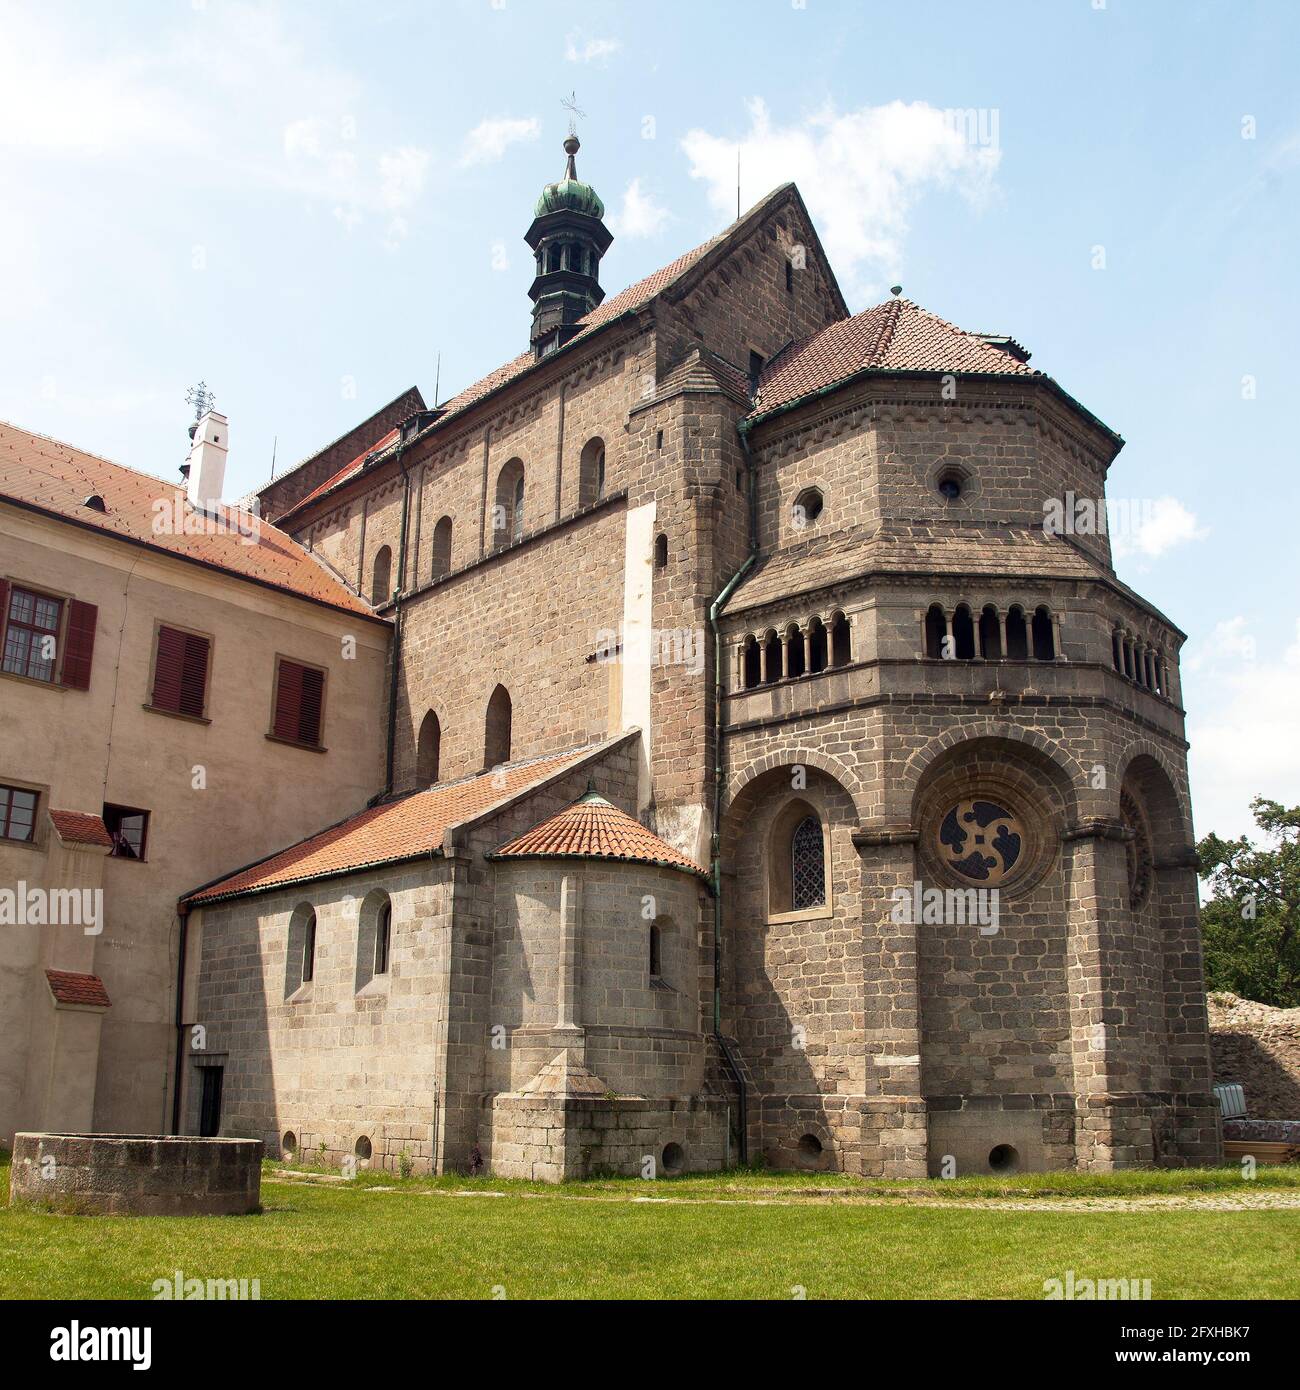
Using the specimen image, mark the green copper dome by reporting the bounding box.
[535,136,605,219]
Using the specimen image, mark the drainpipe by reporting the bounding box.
[170,903,190,1134]
[382,443,412,797]
[706,418,760,1162]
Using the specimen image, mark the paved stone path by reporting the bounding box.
[269,1171,1300,1212]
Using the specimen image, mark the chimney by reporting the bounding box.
[185,409,228,509]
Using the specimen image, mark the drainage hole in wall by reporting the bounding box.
[661,1142,684,1174]
[281,1131,297,1159]
[355,1135,373,1163]
[796,1133,824,1169]
[988,1143,1019,1173]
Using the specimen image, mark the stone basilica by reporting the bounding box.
[0,134,1220,1180]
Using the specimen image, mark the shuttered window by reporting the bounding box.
[0,581,96,690]
[272,658,326,748]
[150,625,211,718]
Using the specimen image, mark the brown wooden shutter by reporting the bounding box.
[152,626,209,717]
[297,665,325,746]
[60,599,97,691]
[273,660,301,741]
[178,632,210,718]
[273,659,325,745]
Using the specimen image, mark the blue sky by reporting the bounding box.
[1,0,1296,842]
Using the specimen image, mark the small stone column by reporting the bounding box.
[555,873,585,1062]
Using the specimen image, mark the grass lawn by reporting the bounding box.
[4,1153,1298,1300]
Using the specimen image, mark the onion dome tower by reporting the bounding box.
[525,134,613,359]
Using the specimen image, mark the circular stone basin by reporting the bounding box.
[9,1134,263,1216]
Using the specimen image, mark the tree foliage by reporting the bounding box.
[1198,798,1300,1008]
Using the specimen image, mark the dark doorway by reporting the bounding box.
[198,1066,224,1137]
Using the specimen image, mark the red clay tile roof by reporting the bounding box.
[490,791,707,879]
[45,969,111,1008]
[183,738,632,905]
[280,428,400,516]
[0,421,380,619]
[48,809,112,848]
[753,296,1039,417]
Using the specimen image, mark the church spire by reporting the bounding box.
[524,132,613,358]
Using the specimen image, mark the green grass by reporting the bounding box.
[4,1152,1298,1300]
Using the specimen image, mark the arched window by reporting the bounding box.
[1005,606,1029,660]
[980,605,1002,660]
[830,611,851,667]
[654,532,668,569]
[807,616,828,674]
[286,903,317,998]
[302,910,316,984]
[1031,606,1055,661]
[371,545,392,605]
[791,815,826,911]
[430,515,452,580]
[785,624,806,679]
[484,684,512,769]
[742,635,761,689]
[925,604,947,659]
[546,243,561,273]
[374,901,391,976]
[649,920,663,979]
[768,800,828,916]
[355,890,393,993]
[1112,630,1123,672]
[952,604,976,661]
[416,710,441,784]
[579,437,606,507]
[763,629,783,684]
[494,459,525,548]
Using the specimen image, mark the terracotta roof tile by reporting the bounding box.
[184,738,631,905]
[491,791,707,879]
[48,809,112,848]
[45,969,111,1008]
[754,297,1039,417]
[0,421,378,619]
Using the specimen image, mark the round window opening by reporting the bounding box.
[936,799,1025,886]
[281,1130,297,1158]
[796,1134,825,1170]
[661,1142,685,1175]
[354,1135,372,1162]
[793,487,823,528]
[937,471,964,501]
[988,1144,1020,1174]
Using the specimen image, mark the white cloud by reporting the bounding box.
[458,116,541,169]
[1185,619,1300,840]
[681,97,1000,295]
[612,178,670,239]
[0,3,431,252]
[1109,496,1209,562]
[564,32,621,64]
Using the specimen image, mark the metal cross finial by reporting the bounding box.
[184,381,216,422]
[561,90,585,137]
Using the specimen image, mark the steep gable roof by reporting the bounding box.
[0,421,380,619]
[275,184,840,520]
[182,735,635,906]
